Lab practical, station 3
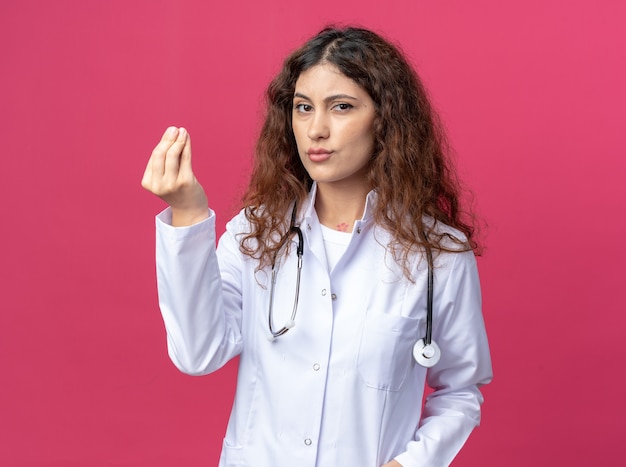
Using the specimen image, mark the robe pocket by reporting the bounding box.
[356,313,421,391]
[221,438,245,466]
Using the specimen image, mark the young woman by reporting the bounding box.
[142,26,492,467]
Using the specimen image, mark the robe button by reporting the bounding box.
[331,293,337,300]
[304,438,312,446]
[321,289,327,296]
[313,363,320,371]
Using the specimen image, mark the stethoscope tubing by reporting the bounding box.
[267,202,440,367]
[425,245,434,346]
[268,204,304,339]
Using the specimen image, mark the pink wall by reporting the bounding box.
[2,1,624,465]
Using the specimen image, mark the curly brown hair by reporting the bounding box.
[241,26,479,275]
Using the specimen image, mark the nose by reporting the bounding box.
[307,111,330,140]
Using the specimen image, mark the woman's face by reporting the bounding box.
[292,63,376,191]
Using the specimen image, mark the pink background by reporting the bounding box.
[2,1,624,465]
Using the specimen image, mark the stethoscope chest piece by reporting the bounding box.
[413,338,441,368]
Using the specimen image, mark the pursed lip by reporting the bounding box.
[306,148,333,162]
[307,148,332,155]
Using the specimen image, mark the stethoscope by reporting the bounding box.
[267,203,441,368]
[411,244,441,368]
[267,203,303,339]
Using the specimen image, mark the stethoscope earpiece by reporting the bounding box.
[413,338,441,368]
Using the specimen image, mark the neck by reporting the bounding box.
[315,182,370,233]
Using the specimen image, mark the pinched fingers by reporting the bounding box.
[163,127,188,179]
[142,126,207,222]
[142,126,177,192]
[151,126,183,178]
[142,126,192,196]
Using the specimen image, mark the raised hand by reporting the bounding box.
[142,126,209,226]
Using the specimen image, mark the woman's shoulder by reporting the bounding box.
[225,207,254,236]
[424,216,470,251]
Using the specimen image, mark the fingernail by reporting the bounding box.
[167,126,177,136]
[179,127,186,138]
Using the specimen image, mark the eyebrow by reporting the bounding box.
[293,92,359,103]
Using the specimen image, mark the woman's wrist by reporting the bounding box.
[171,206,209,227]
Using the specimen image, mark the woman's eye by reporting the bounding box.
[334,103,353,111]
[294,103,312,112]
